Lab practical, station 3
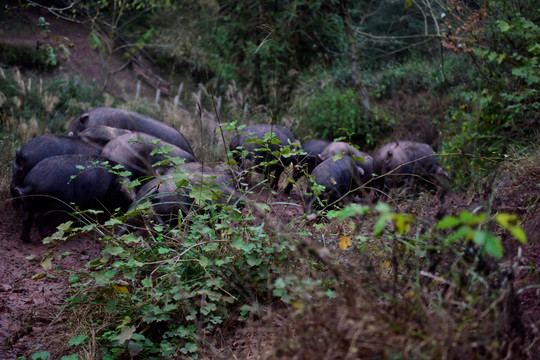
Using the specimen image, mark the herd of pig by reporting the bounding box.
[9,107,450,243]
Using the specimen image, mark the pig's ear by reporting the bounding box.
[14,185,32,197]
[15,148,23,167]
[436,166,451,180]
[80,113,90,124]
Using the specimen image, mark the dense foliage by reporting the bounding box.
[441,1,540,187]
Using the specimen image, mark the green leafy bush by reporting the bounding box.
[48,166,311,358]
[441,10,540,188]
[296,84,393,148]
[0,43,53,71]
[361,53,476,100]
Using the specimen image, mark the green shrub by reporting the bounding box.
[0,43,54,72]
[441,11,540,189]
[53,190,311,359]
[358,53,477,100]
[296,84,393,148]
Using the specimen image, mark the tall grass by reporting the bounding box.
[0,67,106,143]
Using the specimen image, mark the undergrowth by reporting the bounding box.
[16,146,536,359]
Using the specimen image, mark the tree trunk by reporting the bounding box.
[340,0,370,111]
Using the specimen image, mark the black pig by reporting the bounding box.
[128,163,240,228]
[303,155,363,214]
[372,140,450,192]
[318,141,374,183]
[78,125,133,149]
[298,138,331,174]
[100,132,197,179]
[288,138,332,194]
[229,124,301,192]
[11,134,101,202]
[67,107,194,156]
[14,154,133,243]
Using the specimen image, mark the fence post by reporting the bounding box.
[217,96,222,114]
[178,82,184,99]
[135,80,141,100]
[243,102,248,122]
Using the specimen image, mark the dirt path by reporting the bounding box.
[0,199,104,358]
[1,6,158,101]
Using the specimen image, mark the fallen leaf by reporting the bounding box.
[338,234,352,250]
[41,253,54,270]
[113,284,129,294]
[114,326,136,345]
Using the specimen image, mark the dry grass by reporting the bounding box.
[0,136,16,196]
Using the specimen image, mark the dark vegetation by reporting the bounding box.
[0,0,539,359]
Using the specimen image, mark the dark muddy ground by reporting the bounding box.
[0,200,104,358]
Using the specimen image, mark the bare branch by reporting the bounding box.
[24,0,86,24]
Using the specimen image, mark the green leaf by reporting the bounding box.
[61,355,79,360]
[473,231,503,258]
[247,256,262,266]
[180,342,197,354]
[114,326,136,345]
[495,213,517,228]
[41,253,54,270]
[444,226,471,245]
[160,340,176,357]
[89,30,105,53]
[204,242,219,252]
[274,277,286,289]
[57,221,73,231]
[104,246,125,256]
[127,340,143,357]
[32,352,50,360]
[104,218,122,226]
[436,215,461,229]
[509,226,528,245]
[375,202,391,213]
[231,235,245,250]
[254,202,270,211]
[68,334,88,346]
[494,213,519,228]
[498,20,511,32]
[141,277,152,288]
[394,213,415,235]
[157,247,170,254]
[94,270,116,285]
[459,211,486,226]
[374,213,392,236]
[331,203,370,220]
